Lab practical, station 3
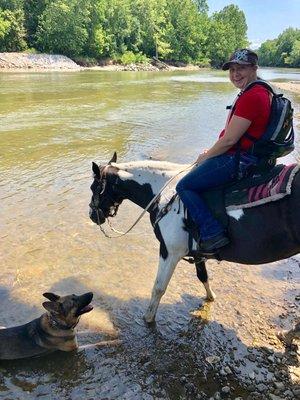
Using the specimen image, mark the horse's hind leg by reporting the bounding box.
[144,252,181,324]
[195,260,216,301]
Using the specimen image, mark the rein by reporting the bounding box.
[96,162,196,238]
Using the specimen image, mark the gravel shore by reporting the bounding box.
[0,52,201,72]
[0,52,81,70]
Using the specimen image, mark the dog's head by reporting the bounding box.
[42,292,93,329]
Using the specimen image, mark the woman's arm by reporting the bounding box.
[196,115,251,164]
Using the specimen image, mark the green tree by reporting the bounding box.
[207,4,248,67]
[130,0,171,59]
[193,0,208,14]
[257,39,277,66]
[166,0,209,62]
[0,8,26,51]
[23,0,48,48]
[83,0,109,57]
[0,0,24,11]
[206,19,233,68]
[35,0,90,57]
[275,27,300,66]
[285,39,300,67]
[258,27,300,67]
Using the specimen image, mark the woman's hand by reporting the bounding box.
[196,152,208,165]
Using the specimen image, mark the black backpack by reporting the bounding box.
[240,80,294,160]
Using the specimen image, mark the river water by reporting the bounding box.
[0,68,299,399]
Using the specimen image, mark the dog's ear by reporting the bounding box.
[108,152,117,164]
[42,301,61,314]
[92,162,100,179]
[43,292,60,302]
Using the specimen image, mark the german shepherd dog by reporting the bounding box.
[0,292,93,360]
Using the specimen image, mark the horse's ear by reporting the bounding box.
[92,162,101,179]
[108,152,117,164]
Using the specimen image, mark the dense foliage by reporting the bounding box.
[0,0,249,66]
[258,28,300,68]
[0,0,299,68]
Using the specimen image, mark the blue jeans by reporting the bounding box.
[176,154,237,240]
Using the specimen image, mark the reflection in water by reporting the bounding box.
[0,69,299,398]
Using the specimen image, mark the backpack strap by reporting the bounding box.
[234,80,278,145]
[243,132,259,143]
[243,79,278,96]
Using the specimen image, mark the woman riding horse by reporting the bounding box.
[176,49,271,254]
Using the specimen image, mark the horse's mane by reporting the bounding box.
[112,160,189,173]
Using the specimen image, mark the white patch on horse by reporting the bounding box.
[113,161,187,195]
[227,209,244,221]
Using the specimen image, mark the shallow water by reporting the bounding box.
[0,68,299,399]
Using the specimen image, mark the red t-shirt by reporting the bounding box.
[219,84,271,153]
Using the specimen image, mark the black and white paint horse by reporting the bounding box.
[89,153,300,323]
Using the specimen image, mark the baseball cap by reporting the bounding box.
[222,49,258,71]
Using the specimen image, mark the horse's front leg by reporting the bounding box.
[144,251,182,324]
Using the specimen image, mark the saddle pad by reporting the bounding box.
[226,164,300,210]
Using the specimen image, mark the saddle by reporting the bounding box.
[155,163,298,255]
[201,163,298,227]
[181,163,299,260]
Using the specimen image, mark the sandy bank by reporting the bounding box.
[273,81,300,95]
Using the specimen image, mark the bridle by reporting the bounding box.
[90,162,196,238]
[90,165,122,233]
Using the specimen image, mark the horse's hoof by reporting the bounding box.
[143,315,155,326]
[206,291,216,302]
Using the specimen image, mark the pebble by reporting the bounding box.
[257,383,268,392]
[224,366,232,374]
[266,372,273,380]
[292,388,300,397]
[268,355,275,363]
[221,386,230,394]
[283,390,293,398]
[269,394,285,400]
[185,382,196,393]
[274,382,285,390]
[206,355,221,365]
[247,354,256,362]
[248,371,255,380]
